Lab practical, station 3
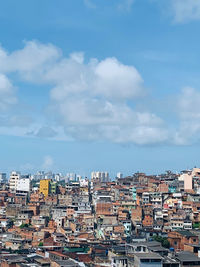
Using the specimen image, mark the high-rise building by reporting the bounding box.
[50,181,57,194]
[17,178,30,193]
[9,171,21,192]
[33,171,45,180]
[66,173,77,182]
[39,179,51,197]
[55,173,62,182]
[91,171,109,182]
[117,172,123,179]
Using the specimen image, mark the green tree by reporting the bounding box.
[20,223,29,229]
[153,236,170,248]
[193,222,200,229]
[162,238,170,248]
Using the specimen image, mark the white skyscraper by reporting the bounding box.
[91,171,109,182]
[117,172,123,179]
[9,171,21,192]
[66,173,77,181]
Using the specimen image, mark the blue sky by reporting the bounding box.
[1,0,200,177]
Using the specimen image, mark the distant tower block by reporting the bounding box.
[117,172,123,179]
[91,171,109,183]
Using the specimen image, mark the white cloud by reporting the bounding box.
[178,87,200,119]
[0,41,61,82]
[42,155,54,170]
[174,87,200,145]
[48,56,144,101]
[35,126,57,138]
[60,101,168,144]
[0,115,33,127]
[0,74,17,110]
[170,0,200,23]
[46,52,165,144]
[94,58,143,99]
[0,40,169,145]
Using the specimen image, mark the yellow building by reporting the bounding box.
[39,179,51,197]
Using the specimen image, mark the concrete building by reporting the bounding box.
[179,171,193,191]
[33,171,45,180]
[17,178,30,193]
[55,173,62,182]
[133,253,163,267]
[80,178,88,187]
[91,171,109,182]
[66,173,77,182]
[9,171,21,192]
[117,172,123,179]
[50,181,57,194]
[39,179,51,197]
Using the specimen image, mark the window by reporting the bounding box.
[174,241,177,245]
[141,259,149,262]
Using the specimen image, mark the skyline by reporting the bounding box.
[1,0,200,175]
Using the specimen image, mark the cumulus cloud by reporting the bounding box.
[45,51,165,144]
[49,56,144,101]
[178,87,200,120]
[4,40,200,146]
[0,74,17,110]
[174,87,200,145]
[0,115,33,127]
[154,0,200,23]
[0,40,170,145]
[0,41,61,82]
[35,126,57,138]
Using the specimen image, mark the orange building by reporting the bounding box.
[39,179,51,197]
[168,230,199,251]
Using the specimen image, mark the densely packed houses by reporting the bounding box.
[1,168,200,266]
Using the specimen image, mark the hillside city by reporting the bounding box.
[0,169,200,266]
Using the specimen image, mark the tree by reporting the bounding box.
[162,238,170,248]
[20,223,29,229]
[153,236,170,248]
[38,242,43,247]
[193,222,200,229]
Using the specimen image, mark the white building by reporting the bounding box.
[9,171,21,192]
[117,172,123,179]
[66,173,77,181]
[80,178,88,187]
[17,178,30,192]
[33,171,45,180]
[91,171,109,182]
[76,175,82,181]
[55,173,62,182]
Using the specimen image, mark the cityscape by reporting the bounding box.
[0,168,200,266]
[1,0,200,266]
